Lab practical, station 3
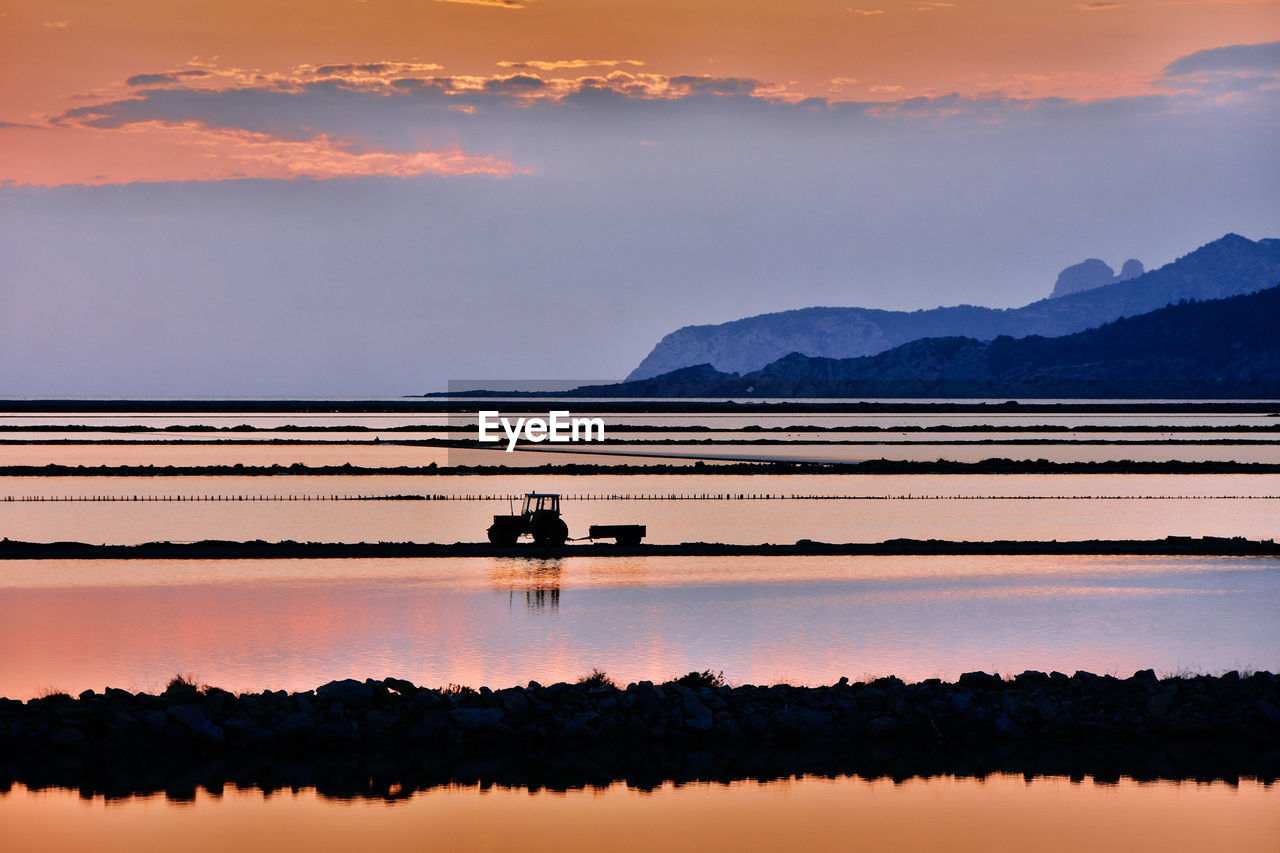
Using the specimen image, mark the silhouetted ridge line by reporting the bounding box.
[625,233,1280,381]
[598,283,1280,397]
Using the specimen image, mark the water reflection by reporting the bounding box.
[1,556,1275,700]
[493,558,563,611]
[1,771,1276,853]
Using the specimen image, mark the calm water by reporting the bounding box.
[3,407,1278,843]
[4,473,1277,545]
[2,554,1275,699]
[3,776,1276,853]
[4,438,1279,466]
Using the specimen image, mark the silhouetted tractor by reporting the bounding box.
[488,492,570,546]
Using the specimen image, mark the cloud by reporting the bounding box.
[433,0,533,7]
[913,2,955,10]
[27,42,1276,192]
[499,59,645,71]
[482,74,548,95]
[310,61,443,77]
[668,75,762,96]
[127,71,212,87]
[847,8,885,14]
[197,128,528,179]
[1164,40,1280,76]
[1161,40,1280,98]
[43,20,71,28]
[1075,2,1121,9]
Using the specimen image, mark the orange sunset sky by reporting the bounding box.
[3,0,1278,186]
[1,1,1277,394]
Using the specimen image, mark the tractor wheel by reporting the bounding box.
[531,515,568,546]
[488,526,519,545]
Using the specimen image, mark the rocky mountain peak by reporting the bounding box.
[1050,256,1145,298]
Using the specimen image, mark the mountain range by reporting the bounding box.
[625,234,1280,381]
[587,283,1280,398]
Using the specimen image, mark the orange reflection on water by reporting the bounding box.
[1,775,1277,853]
[1,554,1276,701]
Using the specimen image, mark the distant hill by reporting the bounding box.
[588,284,1280,398]
[626,234,1280,380]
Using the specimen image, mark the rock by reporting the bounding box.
[363,710,401,731]
[275,711,317,737]
[167,705,225,743]
[673,686,714,732]
[1130,669,1159,687]
[1051,259,1117,298]
[48,728,85,746]
[383,677,416,695]
[1033,697,1059,723]
[866,716,899,737]
[499,690,530,716]
[769,708,800,734]
[958,671,1002,689]
[450,707,503,732]
[317,679,374,709]
[1117,259,1144,281]
[994,714,1025,738]
[139,709,168,733]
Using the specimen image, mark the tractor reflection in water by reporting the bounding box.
[487,493,570,546]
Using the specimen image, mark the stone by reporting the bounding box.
[167,705,225,743]
[673,685,714,732]
[500,690,531,716]
[317,679,374,709]
[48,728,86,746]
[275,711,317,736]
[958,671,1002,689]
[450,707,503,732]
[1033,697,1060,723]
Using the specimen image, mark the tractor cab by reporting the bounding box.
[487,492,569,546]
[523,493,560,515]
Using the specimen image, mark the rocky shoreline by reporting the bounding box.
[3,535,1279,559]
[4,670,1278,795]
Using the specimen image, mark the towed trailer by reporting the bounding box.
[588,524,646,546]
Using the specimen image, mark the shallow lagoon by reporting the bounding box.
[2,406,1279,843]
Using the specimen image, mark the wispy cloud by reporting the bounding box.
[913,2,955,10]
[43,20,71,28]
[1164,40,1280,75]
[1075,2,1121,9]
[847,8,885,14]
[203,128,528,179]
[499,59,645,71]
[127,70,213,87]
[434,0,533,8]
